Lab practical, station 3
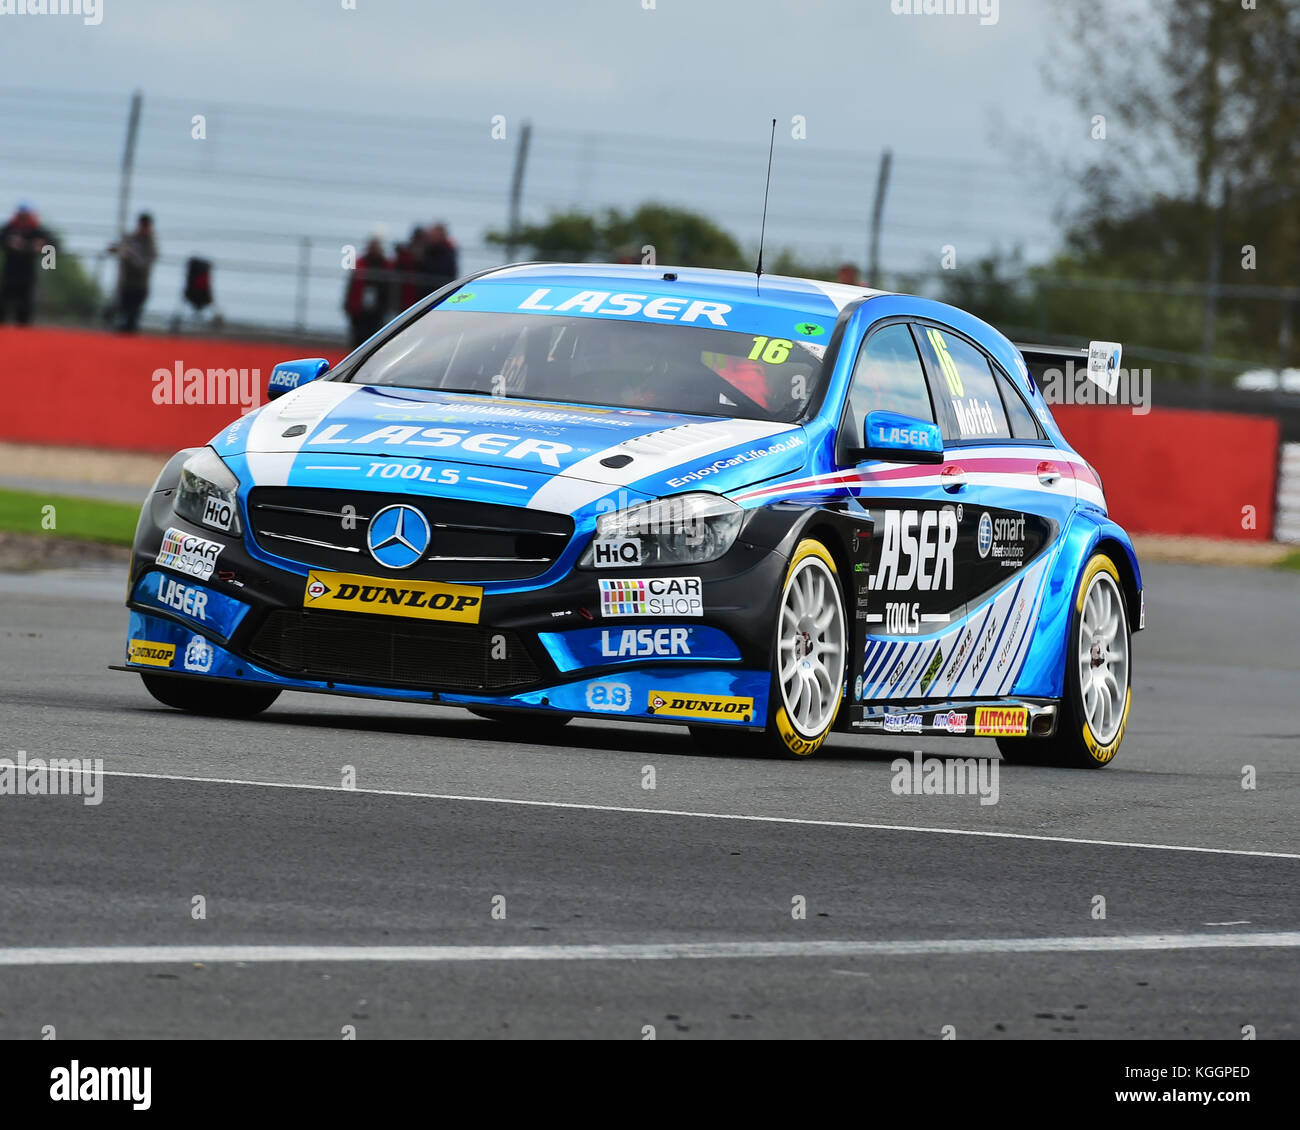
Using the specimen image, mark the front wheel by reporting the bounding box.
[141,674,280,718]
[690,538,847,759]
[998,553,1132,768]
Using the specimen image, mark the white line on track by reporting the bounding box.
[2,933,1299,967]
[94,770,1300,860]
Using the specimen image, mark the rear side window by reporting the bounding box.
[916,325,1011,442]
[843,324,935,451]
[992,362,1044,439]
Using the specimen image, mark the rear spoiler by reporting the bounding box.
[1015,341,1123,395]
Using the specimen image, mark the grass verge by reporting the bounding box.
[0,488,139,546]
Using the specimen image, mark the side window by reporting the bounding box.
[843,324,935,453]
[992,362,1044,439]
[916,325,1011,442]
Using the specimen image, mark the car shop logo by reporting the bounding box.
[183,634,214,673]
[977,511,993,558]
[155,527,223,581]
[367,505,431,569]
[870,509,957,592]
[599,577,703,618]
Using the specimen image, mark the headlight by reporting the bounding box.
[174,447,241,535]
[578,492,744,568]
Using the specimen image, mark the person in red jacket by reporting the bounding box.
[0,202,54,326]
[343,234,392,349]
[392,225,429,312]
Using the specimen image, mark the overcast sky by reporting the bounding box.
[1,0,1074,162]
[1,0,1113,331]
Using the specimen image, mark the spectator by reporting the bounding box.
[836,263,864,286]
[0,202,53,326]
[393,225,429,312]
[108,212,158,333]
[421,222,458,291]
[344,233,392,348]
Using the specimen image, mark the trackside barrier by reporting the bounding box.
[1275,444,1300,544]
[0,327,1289,541]
[0,326,345,454]
[1051,406,1280,542]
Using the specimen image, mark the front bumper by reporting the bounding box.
[119,488,787,728]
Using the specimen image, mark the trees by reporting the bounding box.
[487,202,746,270]
[1026,0,1300,378]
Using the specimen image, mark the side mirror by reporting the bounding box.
[267,357,330,401]
[855,410,944,464]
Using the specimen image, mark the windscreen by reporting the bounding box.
[347,309,826,423]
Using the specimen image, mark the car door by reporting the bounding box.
[911,321,1075,701]
[835,320,974,706]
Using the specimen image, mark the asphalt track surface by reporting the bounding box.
[0,561,1296,1039]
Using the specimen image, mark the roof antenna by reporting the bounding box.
[755,118,777,286]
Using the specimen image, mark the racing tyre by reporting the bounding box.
[468,708,573,730]
[997,553,1131,769]
[141,673,280,718]
[691,538,847,759]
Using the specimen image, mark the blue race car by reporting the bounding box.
[117,263,1143,767]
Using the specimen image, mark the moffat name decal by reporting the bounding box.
[303,571,483,624]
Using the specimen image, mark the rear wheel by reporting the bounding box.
[141,674,280,718]
[690,538,847,758]
[997,553,1131,768]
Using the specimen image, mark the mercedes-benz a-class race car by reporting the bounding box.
[117,263,1143,767]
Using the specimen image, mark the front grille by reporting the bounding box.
[248,611,542,691]
[247,487,573,582]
